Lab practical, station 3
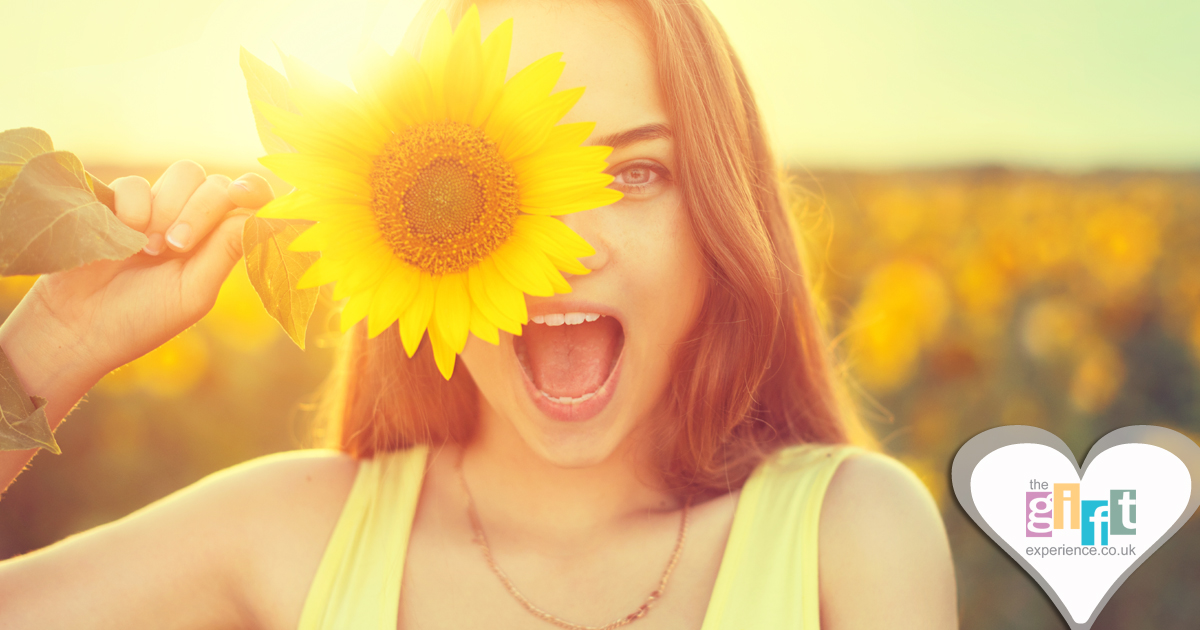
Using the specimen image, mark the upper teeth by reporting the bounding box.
[530,312,602,326]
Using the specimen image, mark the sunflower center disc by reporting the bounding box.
[370,121,519,275]
[404,158,483,236]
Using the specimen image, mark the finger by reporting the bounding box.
[180,213,250,314]
[110,176,152,233]
[145,160,207,255]
[164,174,237,253]
[227,173,275,210]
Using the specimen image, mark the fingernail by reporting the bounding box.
[232,179,251,191]
[142,233,164,256]
[166,223,192,250]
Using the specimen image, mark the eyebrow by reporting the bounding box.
[588,123,672,149]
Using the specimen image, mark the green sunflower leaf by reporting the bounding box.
[0,127,55,205]
[239,47,300,156]
[0,346,60,454]
[242,215,320,349]
[0,149,146,276]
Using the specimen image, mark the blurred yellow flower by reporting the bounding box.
[954,253,1010,317]
[203,262,281,351]
[0,275,37,306]
[1081,203,1161,292]
[1001,394,1046,428]
[1021,297,1088,361]
[96,332,210,398]
[1069,339,1126,413]
[866,185,925,243]
[848,260,949,392]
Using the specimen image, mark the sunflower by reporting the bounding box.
[253,5,621,379]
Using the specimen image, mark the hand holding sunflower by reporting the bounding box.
[245,5,621,378]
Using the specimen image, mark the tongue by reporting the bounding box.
[515,317,623,398]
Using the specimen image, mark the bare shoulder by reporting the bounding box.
[192,448,360,519]
[0,449,360,630]
[818,450,958,630]
[199,449,362,628]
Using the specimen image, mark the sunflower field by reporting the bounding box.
[2,165,1199,629]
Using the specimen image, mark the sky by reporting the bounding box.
[1,0,1197,171]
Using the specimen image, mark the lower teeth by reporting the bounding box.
[541,391,597,404]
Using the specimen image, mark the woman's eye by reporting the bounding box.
[623,167,653,185]
[610,161,670,195]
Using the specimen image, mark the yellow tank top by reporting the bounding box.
[297,442,858,630]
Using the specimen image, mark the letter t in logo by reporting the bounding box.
[1110,489,1137,535]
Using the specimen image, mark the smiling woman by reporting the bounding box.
[0,0,956,629]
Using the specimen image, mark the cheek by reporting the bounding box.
[459,334,509,405]
[623,199,706,350]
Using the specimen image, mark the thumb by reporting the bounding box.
[180,213,251,308]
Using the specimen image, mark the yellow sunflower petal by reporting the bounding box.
[279,52,390,154]
[390,49,436,125]
[484,53,563,143]
[432,272,471,353]
[470,18,513,128]
[297,256,341,289]
[542,250,590,276]
[258,153,371,202]
[399,273,437,357]
[498,87,585,161]
[331,242,393,300]
[351,42,413,133]
[532,121,596,154]
[257,101,377,166]
[444,5,483,124]
[254,191,325,220]
[509,233,572,294]
[257,197,371,223]
[469,305,501,345]
[340,285,376,332]
[520,172,615,209]
[515,215,595,256]
[427,319,458,380]
[521,187,624,216]
[491,240,554,296]
[480,258,529,324]
[513,215,594,275]
[367,261,421,338]
[288,216,381,253]
[419,10,454,120]
[467,264,523,335]
[512,145,613,179]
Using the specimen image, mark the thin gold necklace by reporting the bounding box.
[456,452,690,630]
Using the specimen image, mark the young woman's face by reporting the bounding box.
[460,0,706,468]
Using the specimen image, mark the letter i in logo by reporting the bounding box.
[1026,492,1053,537]
[1110,489,1137,535]
[1054,483,1080,530]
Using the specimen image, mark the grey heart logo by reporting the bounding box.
[952,425,1200,629]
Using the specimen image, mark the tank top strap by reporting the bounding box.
[700,443,861,630]
[298,444,430,630]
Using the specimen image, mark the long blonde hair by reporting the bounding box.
[317,0,872,498]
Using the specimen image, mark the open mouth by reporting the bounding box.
[513,311,626,420]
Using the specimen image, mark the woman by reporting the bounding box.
[0,0,957,628]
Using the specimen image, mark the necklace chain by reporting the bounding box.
[457,453,690,630]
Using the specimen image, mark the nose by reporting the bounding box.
[558,209,609,273]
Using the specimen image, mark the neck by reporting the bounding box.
[455,398,681,545]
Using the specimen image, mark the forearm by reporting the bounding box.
[0,293,105,497]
